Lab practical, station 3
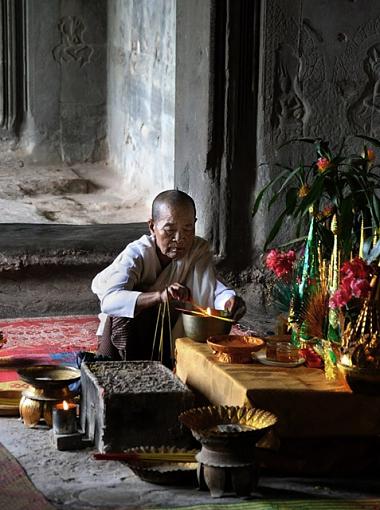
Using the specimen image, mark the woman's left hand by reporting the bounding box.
[224,296,246,321]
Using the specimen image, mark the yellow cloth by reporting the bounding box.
[175,337,380,438]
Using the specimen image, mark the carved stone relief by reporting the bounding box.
[263,1,325,147]
[262,0,380,151]
[52,16,93,67]
[343,16,380,139]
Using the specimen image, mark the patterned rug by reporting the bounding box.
[0,441,55,510]
[0,315,99,414]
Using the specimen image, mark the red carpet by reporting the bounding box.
[0,315,99,414]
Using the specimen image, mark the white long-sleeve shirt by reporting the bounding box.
[92,234,235,321]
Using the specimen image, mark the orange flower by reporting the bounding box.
[297,184,310,198]
[321,205,334,218]
[361,147,375,163]
[316,157,332,173]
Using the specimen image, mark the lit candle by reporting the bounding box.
[52,400,77,435]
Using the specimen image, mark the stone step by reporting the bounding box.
[0,223,148,318]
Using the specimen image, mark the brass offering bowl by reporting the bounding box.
[17,365,80,428]
[179,405,277,443]
[122,446,198,485]
[337,362,380,395]
[207,335,264,363]
[182,309,233,342]
[17,365,81,389]
[179,405,278,497]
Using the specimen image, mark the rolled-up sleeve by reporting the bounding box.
[91,247,143,318]
[214,279,235,310]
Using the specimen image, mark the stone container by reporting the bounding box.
[80,361,194,452]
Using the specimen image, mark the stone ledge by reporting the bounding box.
[0,223,148,272]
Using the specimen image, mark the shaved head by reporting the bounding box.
[151,190,196,221]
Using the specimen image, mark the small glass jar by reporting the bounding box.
[276,342,299,363]
[266,340,278,361]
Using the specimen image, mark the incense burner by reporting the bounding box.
[182,309,233,342]
[80,361,194,452]
[179,405,277,497]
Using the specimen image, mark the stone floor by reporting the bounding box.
[0,161,150,224]
[0,417,379,510]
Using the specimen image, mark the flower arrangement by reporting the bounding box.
[253,135,380,258]
[254,135,380,382]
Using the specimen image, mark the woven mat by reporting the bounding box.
[0,441,55,510]
[149,500,380,510]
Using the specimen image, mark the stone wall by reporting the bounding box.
[256,0,380,250]
[22,0,107,163]
[107,0,175,205]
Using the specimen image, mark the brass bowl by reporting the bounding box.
[182,310,233,342]
[337,362,380,395]
[17,365,81,389]
[207,335,264,363]
[179,405,277,441]
[123,446,198,485]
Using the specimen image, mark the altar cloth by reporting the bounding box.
[175,338,380,439]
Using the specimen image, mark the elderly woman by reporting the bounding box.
[92,190,246,364]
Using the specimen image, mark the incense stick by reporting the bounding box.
[94,452,197,462]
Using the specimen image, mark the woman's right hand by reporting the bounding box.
[160,283,191,303]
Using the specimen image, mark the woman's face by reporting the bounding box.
[149,203,196,262]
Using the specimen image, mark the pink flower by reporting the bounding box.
[329,288,351,308]
[350,278,371,298]
[265,249,296,279]
[316,157,332,173]
[330,258,373,308]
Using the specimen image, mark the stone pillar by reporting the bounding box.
[0,0,26,137]
[175,0,260,270]
[175,0,225,256]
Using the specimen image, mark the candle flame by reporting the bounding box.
[63,400,69,411]
[340,354,352,367]
[206,307,212,316]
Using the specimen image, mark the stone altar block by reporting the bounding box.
[80,361,194,452]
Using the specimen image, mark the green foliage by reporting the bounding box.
[253,136,380,257]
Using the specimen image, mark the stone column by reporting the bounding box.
[175,0,261,270]
[0,0,26,137]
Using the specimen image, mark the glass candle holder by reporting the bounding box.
[276,343,300,363]
[266,341,278,361]
[52,400,77,435]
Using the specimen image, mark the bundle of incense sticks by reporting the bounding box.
[175,308,235,323]
[94,451,197,462]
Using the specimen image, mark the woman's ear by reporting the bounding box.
[148,219,155,235]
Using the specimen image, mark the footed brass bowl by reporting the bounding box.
[182,309,233,342]
[179,405,277,442]
[337,362,380,395]
[123,446,198,485]
[17,365,81,389]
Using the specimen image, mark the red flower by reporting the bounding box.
[265,249,296,279]
[341,257,370,279]
[316,157,332,173]
[329,258,372,308]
